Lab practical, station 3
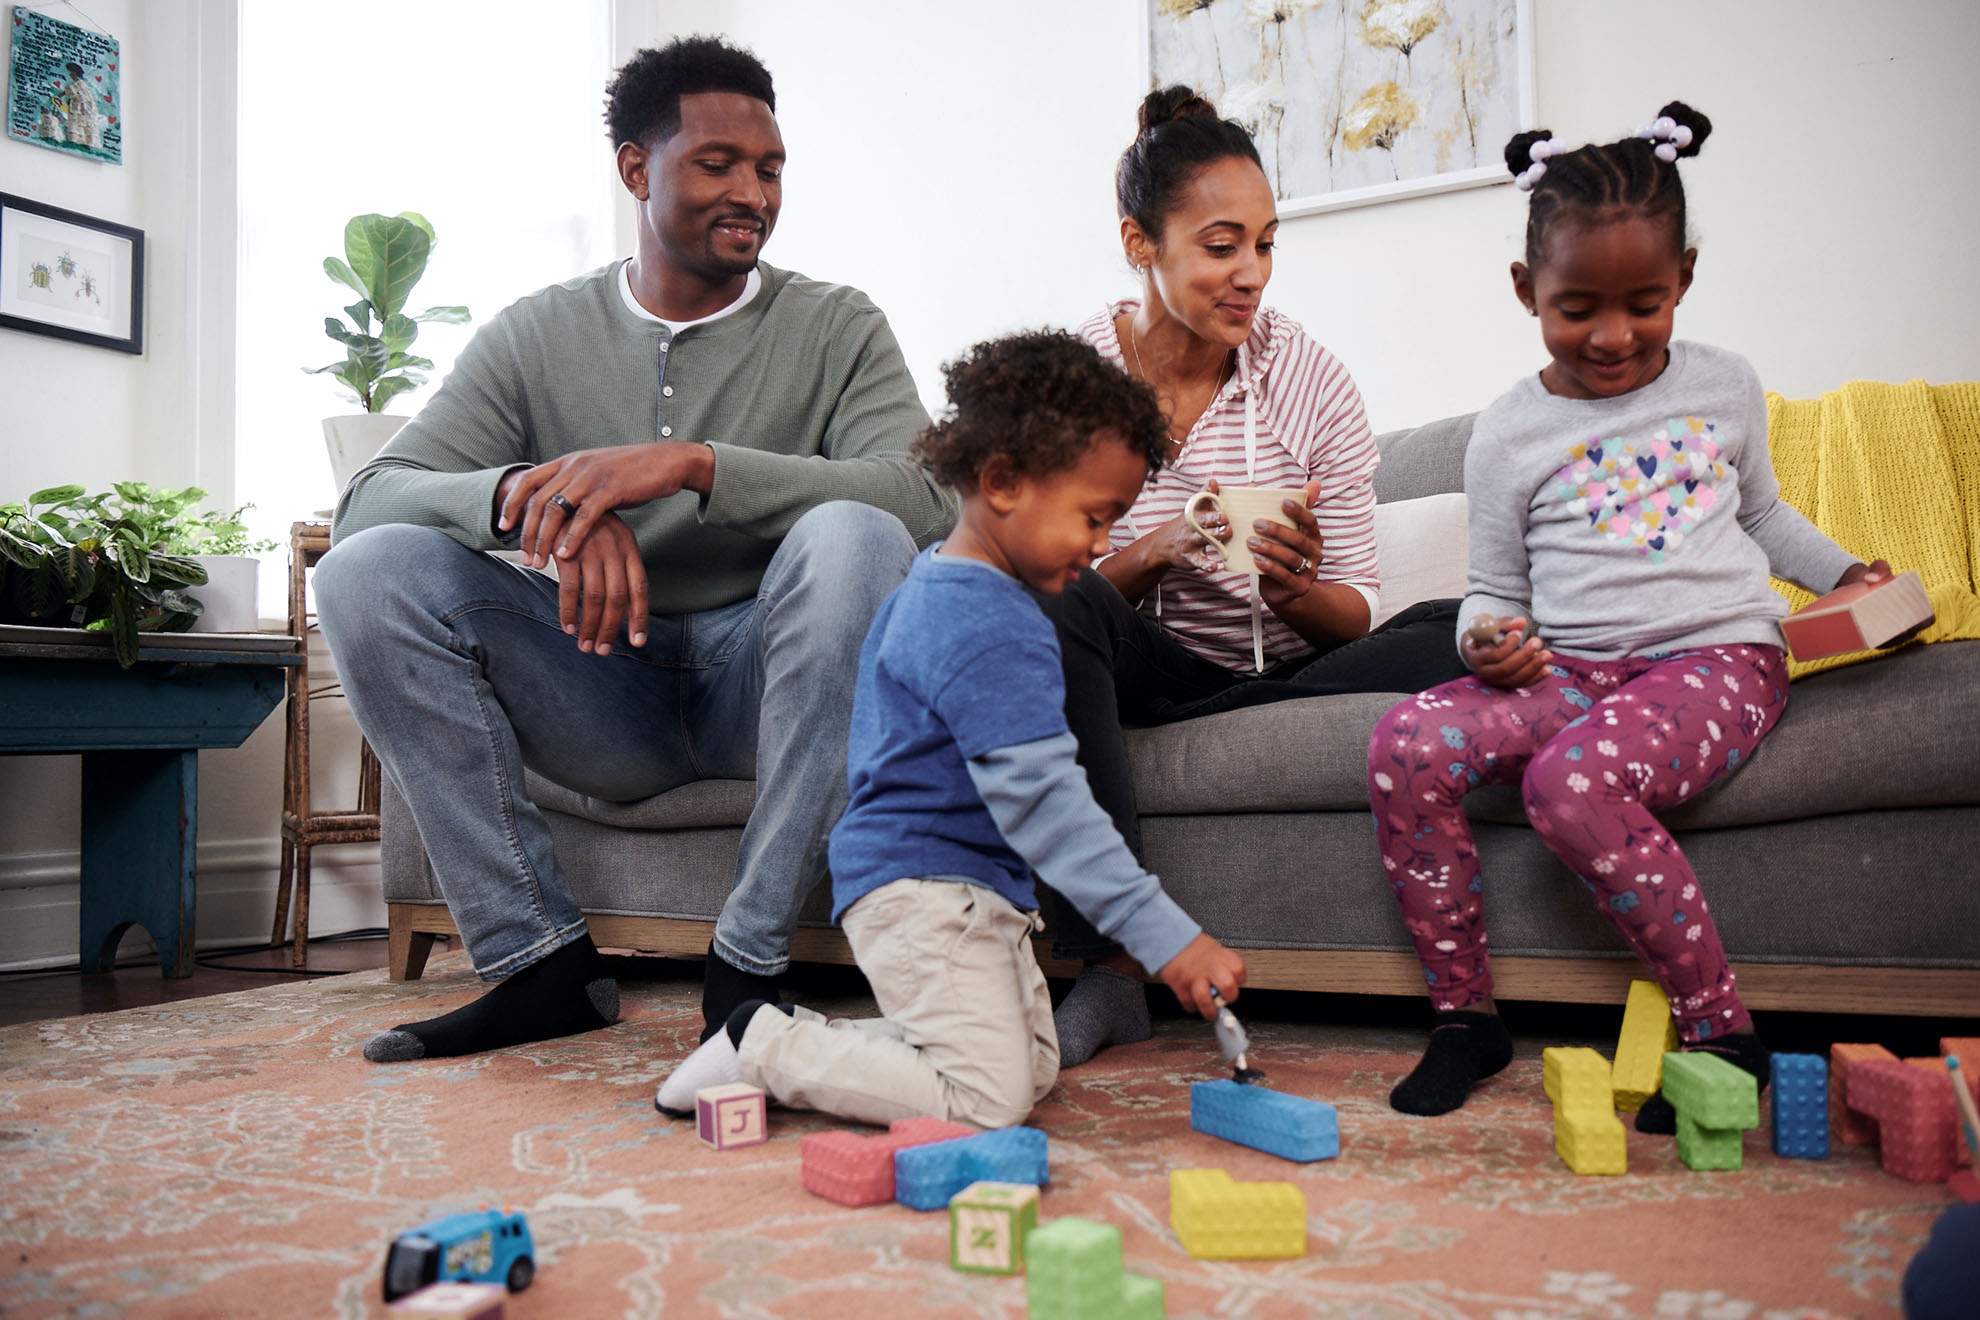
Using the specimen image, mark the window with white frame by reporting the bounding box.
[235,0,619,613]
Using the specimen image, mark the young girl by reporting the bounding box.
[655,331,1245,1128]
[1369,103,1898,1125]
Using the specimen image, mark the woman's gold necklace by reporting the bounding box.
[1125,316,1234,449]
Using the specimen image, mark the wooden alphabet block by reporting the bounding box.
[948,1181,1039,1275]
[695,1083,767,1150]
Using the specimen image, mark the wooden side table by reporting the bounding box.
[269,521,381,968]
[0,633,301,975]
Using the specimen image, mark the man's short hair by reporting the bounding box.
[604,36,775,150]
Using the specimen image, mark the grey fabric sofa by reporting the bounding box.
[380,413,1980,1017]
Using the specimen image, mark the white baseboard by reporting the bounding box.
[0,837,386,971]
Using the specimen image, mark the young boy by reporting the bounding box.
[655,331,1246,1128]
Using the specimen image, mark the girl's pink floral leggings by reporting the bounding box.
[1367,644,1788,1042]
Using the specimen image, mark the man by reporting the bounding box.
[317,37,952,1062]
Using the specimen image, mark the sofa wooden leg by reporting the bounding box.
[387,905,440,982]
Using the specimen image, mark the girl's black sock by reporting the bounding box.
[1389,1010,1515,1116]
[1634,1032,1771,1134]
[362,934,618,1062]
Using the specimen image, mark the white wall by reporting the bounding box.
[661,0,1980,432]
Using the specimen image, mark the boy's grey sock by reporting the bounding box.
[1054,964,1151,1067]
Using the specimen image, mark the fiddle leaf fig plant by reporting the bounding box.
[308,211,470,414]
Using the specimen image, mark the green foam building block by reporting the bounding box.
[1675,1111,1746,1171]
[1661,1051,1760,1130]
[1024,1217,1163,1318]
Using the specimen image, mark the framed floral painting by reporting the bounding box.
[1145,0,1535,216]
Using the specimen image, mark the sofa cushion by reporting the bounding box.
[1372,412,1473,503]
[1370,492,1469,628]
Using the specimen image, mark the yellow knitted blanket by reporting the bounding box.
[1766,379,1980,679]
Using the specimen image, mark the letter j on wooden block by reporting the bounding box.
[696,1083,767,1150]
[947,1181,1038,1275]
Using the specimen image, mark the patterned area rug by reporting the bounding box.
[0,959,1954,1319]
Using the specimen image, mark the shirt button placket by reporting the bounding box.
[656,332,674,442]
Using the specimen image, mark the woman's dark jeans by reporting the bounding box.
[1028,568,1468,961]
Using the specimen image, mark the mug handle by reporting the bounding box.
[1183,489,1229,560]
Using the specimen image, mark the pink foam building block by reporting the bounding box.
[1848,1058,1957,1183]
[389,1282,506,1318]
[800,1116,974,1206]
[1780,570,1933,660]
[1908,1057,1980,1168]
[696,1083,768,1150]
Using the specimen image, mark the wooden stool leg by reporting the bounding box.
[289,841,312,969]
[270,834,296,947]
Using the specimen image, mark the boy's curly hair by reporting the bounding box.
[604,36,775,150]
[912,331,1169,491]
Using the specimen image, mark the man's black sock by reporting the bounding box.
[1389,1010,1515,1116]
[700,942,783,1042]
[362,934,618,1062]
[1635,1032,1772,1134]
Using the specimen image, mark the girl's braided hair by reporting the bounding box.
[1508,101,1713,267]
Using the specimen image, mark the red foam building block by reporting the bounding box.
[1830,1043,1896,1146]
[1908,1057,1980,1168]
[1780,570,1933,660]
[1848,1058,1957,1183]
[800,1116,974,1207]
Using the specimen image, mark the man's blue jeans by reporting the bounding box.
[314,501,915,980]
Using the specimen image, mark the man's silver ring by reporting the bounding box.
[549,493,577,513]
[1297,556,1312,574]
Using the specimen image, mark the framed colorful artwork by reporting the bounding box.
[1144,0,1535,216]
[6,4,122,165]
[0,192,143,353]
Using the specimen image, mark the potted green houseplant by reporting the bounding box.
[107,482,277,632]
[309,211,469,492]
[0,485,211,667]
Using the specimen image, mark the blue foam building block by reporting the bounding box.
[894,1125,1049,1211]
[1190,1081,1339,1162]
[1771,1052,1830,1159]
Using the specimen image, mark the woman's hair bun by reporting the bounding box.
[1503,128,1554,178]
[1656,101,1712,157]
[1139,84,1218,134]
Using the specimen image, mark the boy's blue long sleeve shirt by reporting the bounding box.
[829,548,1201,976]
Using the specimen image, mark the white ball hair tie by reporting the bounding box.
[1635,116,1694,163]
[1515,136,1566,191]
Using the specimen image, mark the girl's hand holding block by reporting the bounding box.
[1461,614,1552,689]
[1782,560,1934,660]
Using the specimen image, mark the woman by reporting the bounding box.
[1042,86,1468,1065]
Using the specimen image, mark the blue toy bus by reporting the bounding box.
[383,1207,535,1302]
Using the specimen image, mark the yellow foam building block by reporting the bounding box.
[1612,980,1678,1113]
[1544,1046,1628,1175]
[1169,1168,1306,1259]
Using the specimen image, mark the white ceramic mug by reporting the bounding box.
[1183,486,1306,575]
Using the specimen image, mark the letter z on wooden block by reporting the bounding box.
[696,1083,767,1151]
[895,1126,1049,1211]
[1023,1217,1163,1320]
[1169,1168,1306,1259]
[1849,1058,1957,1183]
[948,1181,1039,1275]
[1190,1081,1338,1162]
[1831,1043,1897,1146]
[800,1116,973,1207]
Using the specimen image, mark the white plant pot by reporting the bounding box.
[186,555,261,633]
[323,413,410,495]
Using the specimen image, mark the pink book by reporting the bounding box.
[1781,571,1934,661]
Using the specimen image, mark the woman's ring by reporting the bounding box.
[549,492,577,513]
[1297,556,1311,575]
